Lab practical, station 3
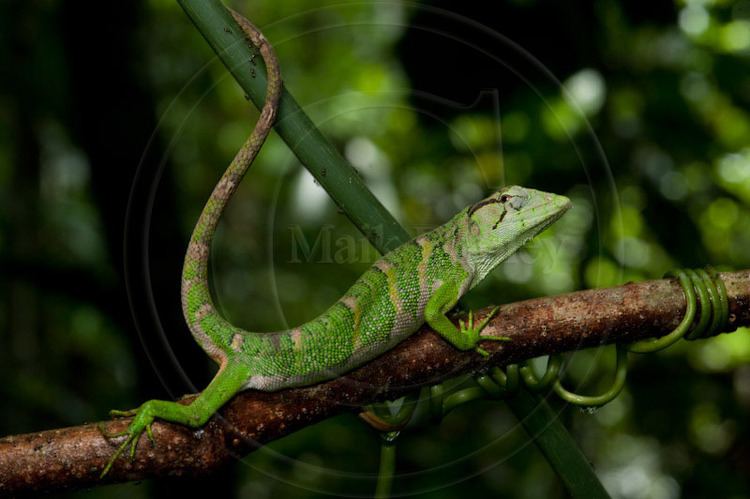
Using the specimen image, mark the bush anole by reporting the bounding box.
[100,8,571,477]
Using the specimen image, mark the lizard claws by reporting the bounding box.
[99,404,156,478]
[458,306,509,356]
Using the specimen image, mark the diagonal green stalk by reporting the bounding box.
[178,0,409,249]
[506,390,611,498]
[177,1,609,496]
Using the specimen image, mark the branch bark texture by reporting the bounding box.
[1,271,748,495]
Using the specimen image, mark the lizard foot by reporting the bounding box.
[99,401,157,478]
[458,307,509,356]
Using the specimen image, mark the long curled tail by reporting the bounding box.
[180,10,282,365]
[100,10,284,479]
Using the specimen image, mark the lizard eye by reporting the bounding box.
[499,194,510,203]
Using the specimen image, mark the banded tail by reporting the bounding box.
[180,11,282,366]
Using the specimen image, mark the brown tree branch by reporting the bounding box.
[1,271,749,495]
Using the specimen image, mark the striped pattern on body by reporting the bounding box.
[184,209,475,391]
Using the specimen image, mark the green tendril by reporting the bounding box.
[628,269,697,353]
[686,269,711,340]
[552,345,628,407]
[429,384,445,423]
[443,387,486,413]
[491,364,520,394]
[712,268,729,335]
[520,355,562,392]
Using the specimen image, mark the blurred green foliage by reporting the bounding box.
[1,0,750,498]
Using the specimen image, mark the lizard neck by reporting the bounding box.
[432,210,477,288]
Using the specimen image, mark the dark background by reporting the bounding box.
[2,0,749,497]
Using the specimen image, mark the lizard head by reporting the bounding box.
[464,185,571,283]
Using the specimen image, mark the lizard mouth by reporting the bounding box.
[531,196,571,229]
[500,193,571,235]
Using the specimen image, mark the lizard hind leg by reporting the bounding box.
[99,359,251,477]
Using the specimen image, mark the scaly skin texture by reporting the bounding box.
[100,8,571,477]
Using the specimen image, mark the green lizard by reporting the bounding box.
[100,8,571,476]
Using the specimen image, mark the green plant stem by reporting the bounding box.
[177,0,409,248]
[375,434,398,499]
[506,389,611,499]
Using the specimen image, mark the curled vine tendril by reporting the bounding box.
[362,268,730,498]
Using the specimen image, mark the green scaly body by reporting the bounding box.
[100,8,571,477]
[186,213,475,391]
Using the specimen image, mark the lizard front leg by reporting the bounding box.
[100,358,251,477]
[424,281,507,356]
